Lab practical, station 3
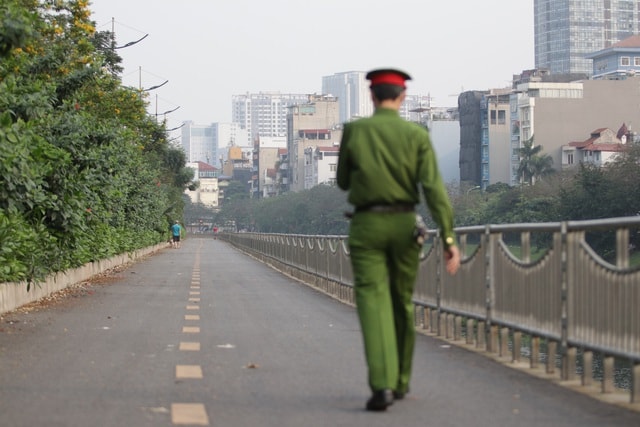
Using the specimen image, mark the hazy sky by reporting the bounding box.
[89,0,534,134]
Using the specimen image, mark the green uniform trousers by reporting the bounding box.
[348,211,420,393]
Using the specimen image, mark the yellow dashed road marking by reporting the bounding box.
[171,403,209,425]
[186,305,199,310]
[176,365,203,379]
[182,326,200,334]
[188,298,201,303]
[184,314,200,321]
[179,342,201,351]
[190,291,201,296]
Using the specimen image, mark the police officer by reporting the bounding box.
[337,68,461,411]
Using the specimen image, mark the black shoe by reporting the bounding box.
[366,389,394,411]
[393,387,409,400]
[393,390,406,400]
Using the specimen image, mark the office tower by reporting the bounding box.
[535,0,640,76]
[181,121,249,167]
[181,121,217,164]
[322,71,372,123]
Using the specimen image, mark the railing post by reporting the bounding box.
[512,331,522,363]
[560,222,571,380]
[632,361,640,403]
[485,225,494,353]
[521,231,530,263]
[466,318,475,345]
[603,356,615,393]
[582,350,593,386]
[616,228,629,269]
[436,231,443,338]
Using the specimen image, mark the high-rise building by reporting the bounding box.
[322,71,372,123]
[231,92,310,142]
[181,121,248,167]
[535,0,640,76]
[181,121,217,164]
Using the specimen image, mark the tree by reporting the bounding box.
[0,0,193,284]
[517,136,555,185]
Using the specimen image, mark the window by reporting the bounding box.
[621,56,631,66]
[567,153,574,165]
[490,110,496,125]
[634,57,640,66]
[498,110,506,125]
[329,164,337,172]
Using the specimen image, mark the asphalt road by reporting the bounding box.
[1,237,640,427]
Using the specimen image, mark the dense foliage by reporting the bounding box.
[214,185,351,235]
[0,0,192,285]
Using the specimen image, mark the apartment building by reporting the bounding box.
[232,92,310,143]
[286,95,341,192]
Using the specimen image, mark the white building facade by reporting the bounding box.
[231,92,310,142]
[304,145,340,189]
[181,121,217,164]
[185,161,220,209]
[562,127,627,168]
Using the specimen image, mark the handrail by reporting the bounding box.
[219,216,640,404]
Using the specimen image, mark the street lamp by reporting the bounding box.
[114,34,148,49]
[108,18,148,50]
[137,66,169,92]
[466,185,481,195]
[167,123,185,132]
[142,79,168,92]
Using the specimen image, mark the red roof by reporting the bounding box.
[568,128,626,152]
[611,35,640,48]
[195,161,217,171]
[569,138,597,148]
[580,143,626,152]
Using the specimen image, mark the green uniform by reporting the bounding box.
[337,107,455,394]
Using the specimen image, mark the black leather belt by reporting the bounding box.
[355,203,415,214]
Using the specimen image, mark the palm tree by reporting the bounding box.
[530,154,555,184]
[517,136,554,185]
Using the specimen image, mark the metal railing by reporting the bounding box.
[219,216,640,405]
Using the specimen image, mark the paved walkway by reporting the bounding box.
[1,237,640,426]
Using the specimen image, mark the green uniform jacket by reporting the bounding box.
[337,107,455,246]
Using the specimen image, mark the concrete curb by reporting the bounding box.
[0,243,167,315]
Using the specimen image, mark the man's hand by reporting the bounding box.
[445,245,461,275]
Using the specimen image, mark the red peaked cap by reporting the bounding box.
[366,68,412,88]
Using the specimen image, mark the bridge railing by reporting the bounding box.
[220,216,640,405]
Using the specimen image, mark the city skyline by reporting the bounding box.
[89,0,534,136]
